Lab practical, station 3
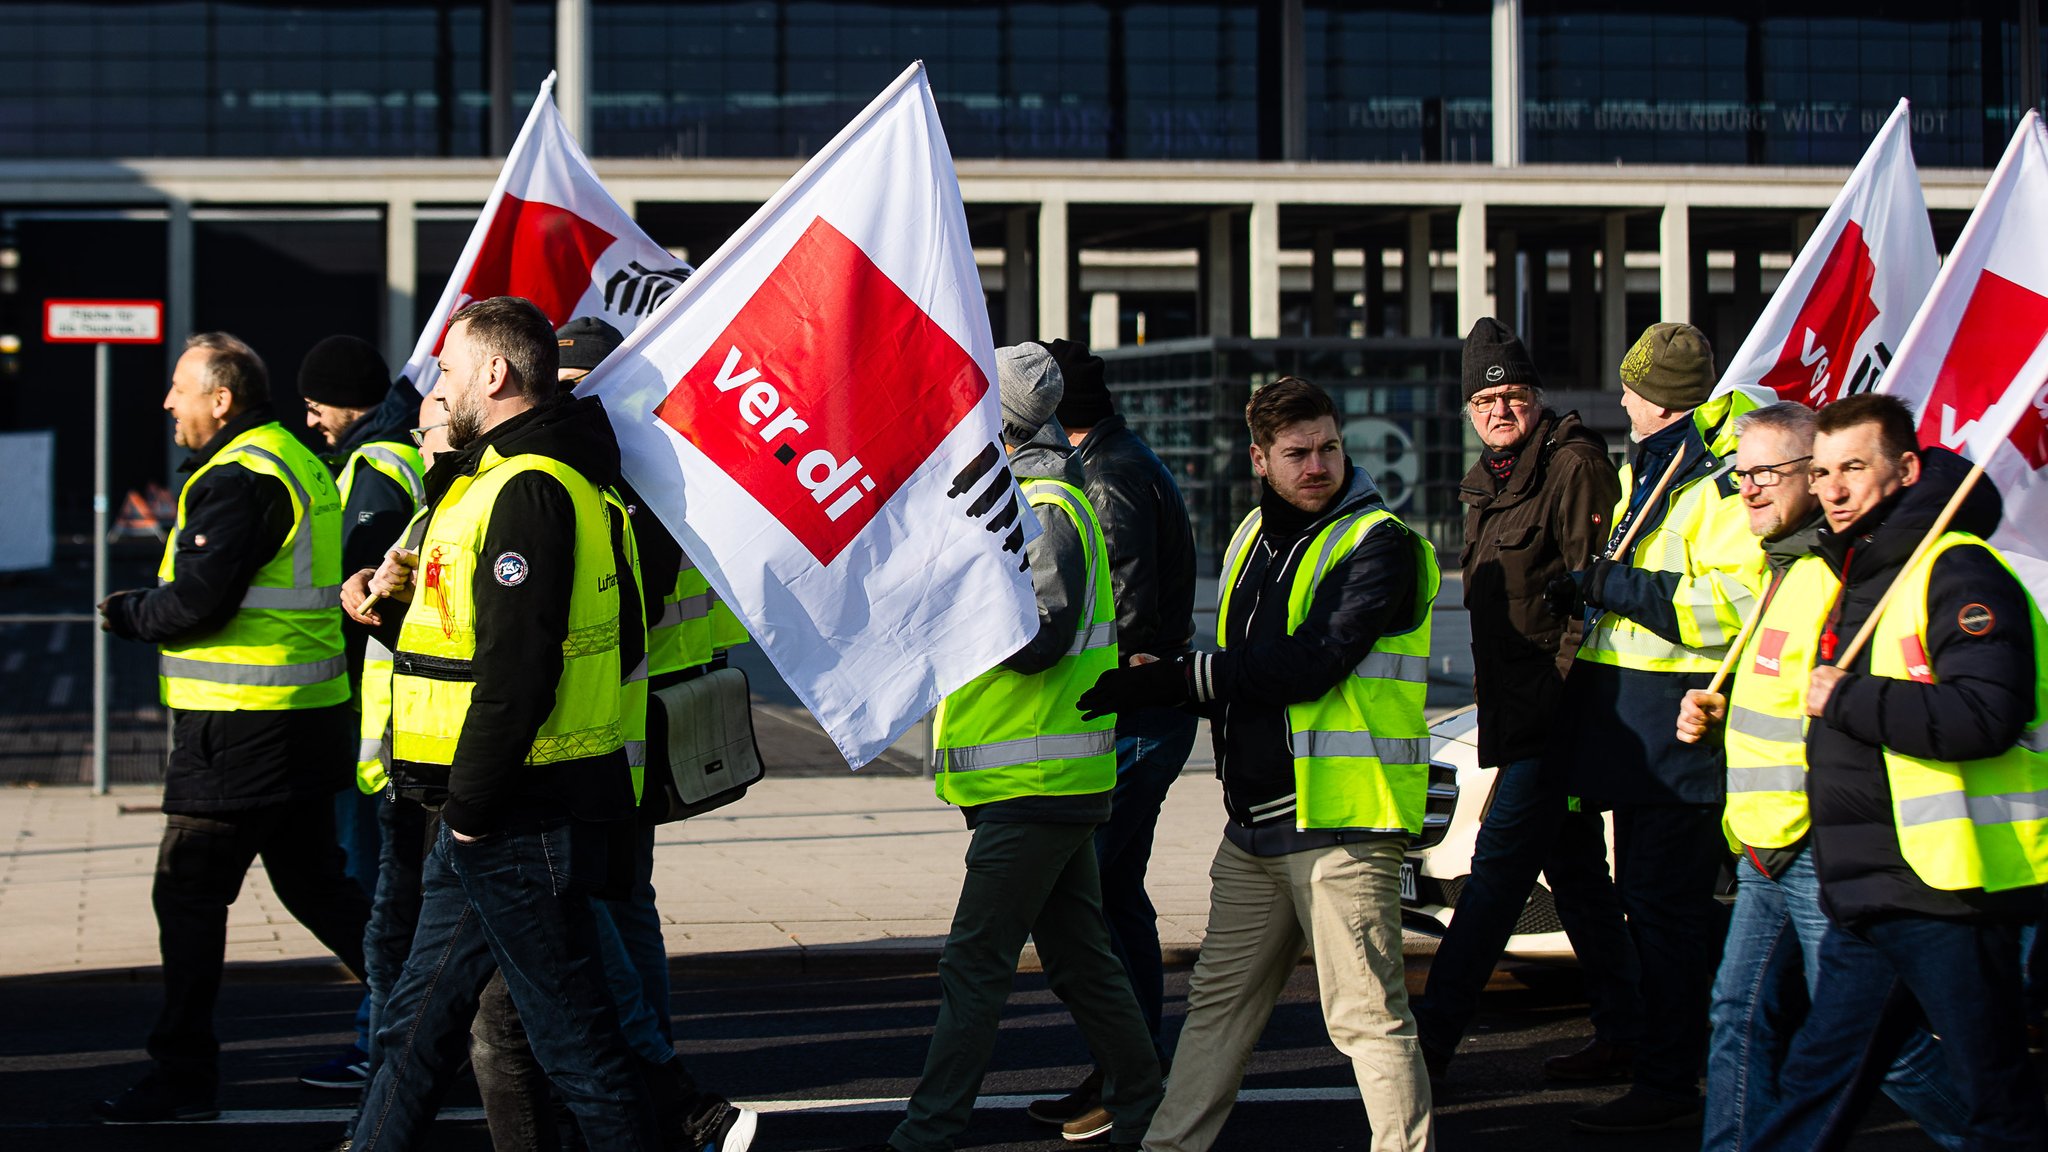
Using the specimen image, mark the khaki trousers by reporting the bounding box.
[1143,836,1433,1152]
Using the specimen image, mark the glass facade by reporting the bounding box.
[1303,0,1491,163]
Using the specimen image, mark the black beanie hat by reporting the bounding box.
[556,315,625,373]
[1460,317,1540,401]
[1038,338,1114,429]
[297,335,390,410]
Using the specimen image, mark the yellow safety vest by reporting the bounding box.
[1217,504,1440,833]
[710,588,749,653]
[932,478,1118,807]
[388,450,623,775]
[1579,393,1759,674]
[1867,533,2048,893]
[1722,556,1839,849]
[343,440,426,795]
[604,488,650,804]
[648,560,715,678]
[158,421,349,711]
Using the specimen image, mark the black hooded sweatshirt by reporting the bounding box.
[373,395,637,837]
[1805,446,2044,928]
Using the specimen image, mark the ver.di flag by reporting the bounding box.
[399,73,689,395]
[1880,110,2048,599]
[583,62,1037,768]
[1714,98,1938,407]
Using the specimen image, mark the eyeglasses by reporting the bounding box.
[1732,456,1813,489]
[1467,388,1536,414]
[408,423,446,447]
[302,399,324,416]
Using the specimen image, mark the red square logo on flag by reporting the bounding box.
[436,194,620,354]
[1918,269,2048,469]
[1752,628,1790,677]
[654,217,990,565]
[1757,221,1880,406]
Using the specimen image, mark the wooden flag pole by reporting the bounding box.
[1829,456,1989,670]
[1605,444,1693,563]
[1705,597,1765,696]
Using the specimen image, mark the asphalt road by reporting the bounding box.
[0,961,1941,1151]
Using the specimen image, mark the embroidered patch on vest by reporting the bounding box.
[494,551,529,587]
[1958,603,1995,635]
[1752,628,1789,676]
[1899,635,1934,683]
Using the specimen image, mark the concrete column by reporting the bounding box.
[1491,0,1523,166]
[1405,211,1433,338]
[1602,211,1628,386]
[1570,243,1596,387]
[1090,292,1121,350]
[1660,199,1691,323]
[166,197,194,477]
[1037,198,1069,342]
[1004,208,1034,345]
[1734,245,1763,320]
[1455,199,1488,339]
[385,198,418,373]
[1493,227,1519,333]
[1793,212,1820,251]
[555,0,592,144]
[1249,199,1281,339]
[1207,209,1236,337]
[1310,228,1337,336]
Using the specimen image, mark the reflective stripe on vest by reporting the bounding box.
[357,636,395,795]
[1870,533,2048,893]
[606,487,650,805]
[1219,501,1439,834]
[932,477,1117,807]
[158,423,348,711]
[345,442,427,507]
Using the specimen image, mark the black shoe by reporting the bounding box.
[1568,1087,1703,1133]
[683,1092,758,1152]
[93,1070,218,1124]
[1028,1068,1103,1126]
[296,1044,370,1090]
[1543,1038,1633,1082]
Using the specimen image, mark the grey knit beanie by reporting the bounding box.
[997,343,1065,446]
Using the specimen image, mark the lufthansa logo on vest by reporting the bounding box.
[1959,603,1995,635]
[494,552,529,587]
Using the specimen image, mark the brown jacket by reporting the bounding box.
[1458,409,1618,767]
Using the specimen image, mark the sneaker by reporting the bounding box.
[1028,1068,1103,1126]
[93,1070,218,1124]
[1061,1103,1113,1142]
[1542,1038,1633,1082]
[683,1092,759,1152]
[297,1044,371,1090]
[1568,1087,1703,1133]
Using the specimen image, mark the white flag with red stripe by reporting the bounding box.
[1880,110,2048,599]
[399,73,688,395]
[583,62,1037,768]
[1714,99,1938,407]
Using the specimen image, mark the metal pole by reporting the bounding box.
[92,342,109,794]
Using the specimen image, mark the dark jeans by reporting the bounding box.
[1097,707,1199,1053]
[363,794,430,1069]
[1613,802,1729,1099]
[1413,755,1642,1056]
[891,820,1163,1152]
[351,820,657,1152]
[148,789,369,1081]
[1751,916,2048,1152]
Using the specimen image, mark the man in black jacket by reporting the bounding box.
[339,298,658,1151]
[1746,394,2048,1151]
[1079,377,1434,1152]
[1026,339,1199,1139]
[94,332,369,1123]
[1413,318,1639,1087]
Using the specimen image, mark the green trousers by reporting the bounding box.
[891,819,1164,1152]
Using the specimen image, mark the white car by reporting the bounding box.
[1400,704,1617,961]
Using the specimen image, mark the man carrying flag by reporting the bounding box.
[1743,393,2048,1150]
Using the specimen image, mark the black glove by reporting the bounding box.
[1542,571,1585,619]
[1076,658,1190,721]
[1580,557,1619,610]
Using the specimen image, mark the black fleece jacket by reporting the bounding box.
[327,390,421,683]
[1805,446,2044,928]
[1070,415,1198,661]
[373,396,636,836]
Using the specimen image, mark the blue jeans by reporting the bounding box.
[1413,755,1642,1056]
[1096,707,1199,1053]
[362,794,429,1069]
[351,820,658,1152]
[1751,915,2048,1152]
[592,824,675,1063]
[1704,850,1966,1151]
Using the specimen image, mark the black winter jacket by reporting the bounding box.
[1186,462,1422,854]
[327,392,421,685]
[1804,447,2044,928]
[1070,415,1198,661]
[1458,409,1617,767]
[371,396,638,837]
[103,408,353,812]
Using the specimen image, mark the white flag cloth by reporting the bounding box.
[399,73,688,395]
[1880,110,2048,600]
[1714,98,1938,407]
[583,61,1037,768]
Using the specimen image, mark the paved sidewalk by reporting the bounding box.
[0,768,1240,982]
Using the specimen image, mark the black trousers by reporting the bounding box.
[148,789,371,1080]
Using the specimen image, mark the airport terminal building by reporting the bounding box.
[0,0,2038,553]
